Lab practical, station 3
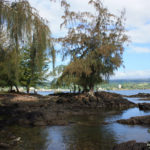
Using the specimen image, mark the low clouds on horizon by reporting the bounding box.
[111,70,150,80]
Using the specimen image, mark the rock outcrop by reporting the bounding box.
[0,91,135,126]
[117,115,150,125]
[139,103,150,110]
[112,141,149,150]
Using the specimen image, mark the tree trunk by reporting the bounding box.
[26,85,30,94]
[15,85,19,93]
[10,85,13,92]
[88,85,94,96]
[73,84,76,93]
[82,85,88,93]
[78,86,81,93]
[26,79,31,94]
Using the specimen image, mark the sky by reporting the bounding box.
[28,0,150,80]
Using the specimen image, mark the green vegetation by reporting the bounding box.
[46,79,150,91]
[0,0,55,93]
[54,0,128,93]
[99,81,150,90]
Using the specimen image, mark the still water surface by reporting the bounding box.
[2,90,150,150]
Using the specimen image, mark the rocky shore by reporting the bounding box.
[127,93,150,98]
[112,141,149,150]
[117,115,150,125]
[0,91,135,127]
[117,100,150,126]
[139,103,150,110]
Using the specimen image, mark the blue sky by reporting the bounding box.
[28,0,150,79]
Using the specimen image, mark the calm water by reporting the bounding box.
[109,89,150,96]
[1,90,150,150]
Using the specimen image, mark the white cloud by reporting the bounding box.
[104,0,150,27]
[126,45,150,53]
[27,0,150,45]
[111,70,150,79]
[28,0,65,37]
[131,47,150,53]
[128,24,150,44]
[103,0,150,45]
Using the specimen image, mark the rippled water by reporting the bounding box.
[1,90,150,150]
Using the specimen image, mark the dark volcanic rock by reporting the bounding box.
[112,141,149,150]
[128,93,150,98]
[117,115,150,125]
[0,91,135,126]
[139,103,150,110]
[54,91,135,110]
[0,143,10,149]
[94,91,135,109]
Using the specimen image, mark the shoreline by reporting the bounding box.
[1,88,150,95]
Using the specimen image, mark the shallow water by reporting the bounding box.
[125,97,150,104]
[109,89,150,96]
[1,90,150,150]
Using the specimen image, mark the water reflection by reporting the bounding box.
[126,97,150,104]
[110,123,150,143]
[44,107,150,150]
[1,108,150,150]
[105,107,150,143]
[0,126,48,150]
[45,125,117,150]
[110,89,150,96]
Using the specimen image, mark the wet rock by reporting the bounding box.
[117,115,150,125]
[101,121,109,125]
[32,120,47,126]
[0,143,10,149]
[48,120,68,126]
[139,103,150,110]
[128,93,150,98]
[112,141,149,150]
[55,91,135,109]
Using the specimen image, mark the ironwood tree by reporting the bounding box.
[19,46,49,93]
[56,0,129,93]
[0,0,55,92]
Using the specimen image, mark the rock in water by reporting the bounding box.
[112,141,149,150]
[117,115,150,125]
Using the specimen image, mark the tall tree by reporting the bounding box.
[0,0,55,91]
[20,46,49,93]
[57,0,128,93]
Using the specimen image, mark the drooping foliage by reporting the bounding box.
[0,0,55,92]
[56,0,128,92]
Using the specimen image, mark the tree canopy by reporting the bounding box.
[56,0,128,92]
